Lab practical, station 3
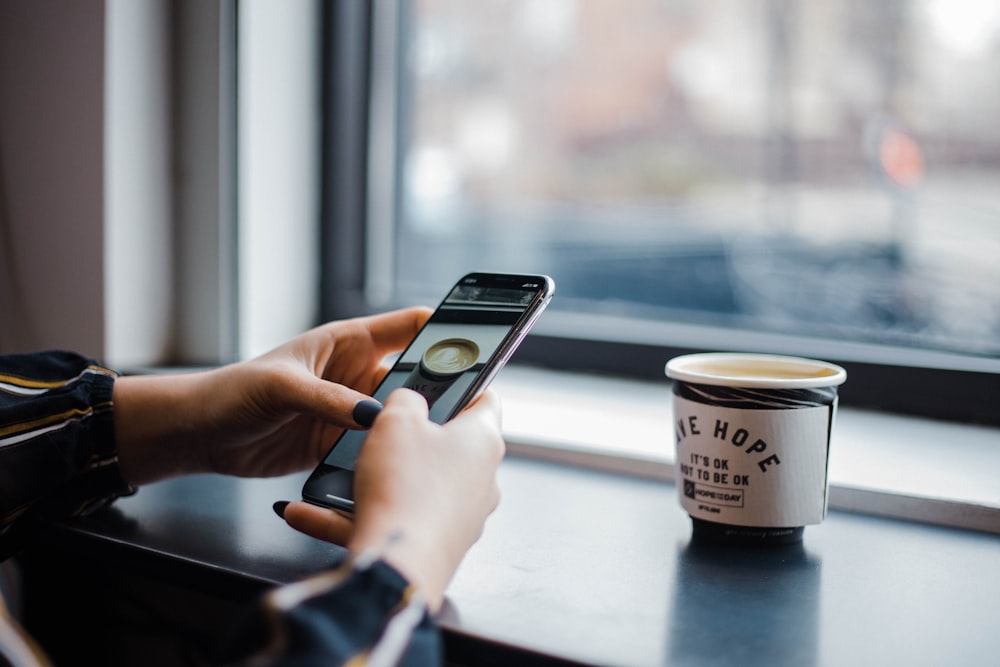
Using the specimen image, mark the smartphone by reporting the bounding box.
[301,272,555,512]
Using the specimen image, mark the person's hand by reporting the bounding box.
[279,388,505,611]
[113,307,431,485]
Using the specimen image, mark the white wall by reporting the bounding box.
[0,0,107,358]
[0,0,173,366]
[238,0,321,358]
[104,0,174,367]
[173,0,239,365]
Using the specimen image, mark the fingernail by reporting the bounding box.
[272,500,289,519]
[352,399,383,428]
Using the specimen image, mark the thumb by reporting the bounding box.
[280,500,355,547]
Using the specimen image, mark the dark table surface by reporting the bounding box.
[48,456,1000,667]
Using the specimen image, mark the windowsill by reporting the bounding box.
[494,364,1000,535]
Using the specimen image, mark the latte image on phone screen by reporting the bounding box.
[403,338,481,408]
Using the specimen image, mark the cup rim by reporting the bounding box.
[665,352,847,389]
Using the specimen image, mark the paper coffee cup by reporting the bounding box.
[404,338,480,408]
[665,353,846,544]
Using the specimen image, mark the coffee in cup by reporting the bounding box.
[665,353,847,544]
[404,338,481,408]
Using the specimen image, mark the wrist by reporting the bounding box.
[114,373,209,485]
[348,521,454,612]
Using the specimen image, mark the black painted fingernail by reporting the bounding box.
[272,500,289,519]
[352,399,383,428]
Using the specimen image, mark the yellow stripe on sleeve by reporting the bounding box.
[0,364,115,390]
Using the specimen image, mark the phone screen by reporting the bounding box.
[303,273,553,509]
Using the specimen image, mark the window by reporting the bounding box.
[323,0,1000,425]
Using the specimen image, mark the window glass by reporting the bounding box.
[390,0,1000,360]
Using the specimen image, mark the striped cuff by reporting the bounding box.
[1,351,133,559]
[224,553,439,666]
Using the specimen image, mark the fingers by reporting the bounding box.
[280,307,430,427]
[363,307,432,357]
[283,372,381,430]
[448,389,504,451]
[380,386,431,418]
[458,388,502,423]
[282,501,355,546]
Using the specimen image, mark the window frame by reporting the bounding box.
[319,0,1000,428]
[516,324,1000,425]
[319,0,374,320]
